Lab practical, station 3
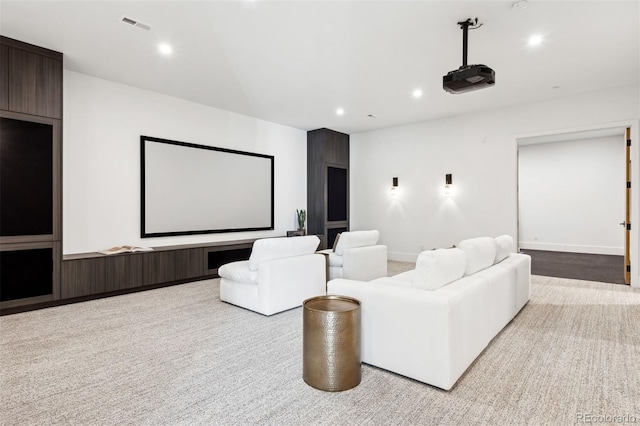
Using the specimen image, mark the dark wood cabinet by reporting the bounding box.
[0,43,8,111]
[2,37,62,119]
[61,254,144,298]
[0,37,62,313]
[307,128,350,248]
[204,242,254,275]
[50,240,256,311]
[105,255,143,292]
[61,257,107,298]
[142,248,203,286]
[0,241,60,308]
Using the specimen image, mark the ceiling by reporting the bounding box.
[1,1,638,134]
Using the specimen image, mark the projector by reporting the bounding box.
[443,18,495,94]
[443,64,495,94]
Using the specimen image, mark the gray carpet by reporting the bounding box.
[1,274,639,425]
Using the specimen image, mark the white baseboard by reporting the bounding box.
[518,242,624,256]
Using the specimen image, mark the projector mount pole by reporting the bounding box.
[458,18,478,68]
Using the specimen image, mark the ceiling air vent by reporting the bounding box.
[121,16,151,31]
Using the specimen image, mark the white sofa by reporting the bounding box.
[320,230,388,281]
[219,235,326,316]
[327,235,530,390]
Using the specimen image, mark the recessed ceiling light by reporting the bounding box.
[528,35,543,46]
[412,89,423,98]
[336,108,345,116]
[158,43,173,55]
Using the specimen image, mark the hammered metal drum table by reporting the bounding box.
[303,295,361,391]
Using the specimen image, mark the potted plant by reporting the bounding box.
[296,209,307,233]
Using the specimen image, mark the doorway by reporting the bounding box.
[517,126,629,284]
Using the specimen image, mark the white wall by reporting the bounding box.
[350,86,639,269]
[518,136,625,255]
[63,71,307,254]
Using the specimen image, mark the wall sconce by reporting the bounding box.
[391,177,399,195]
[444,174,452,195]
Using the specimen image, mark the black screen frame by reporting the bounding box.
[140,135,275,238]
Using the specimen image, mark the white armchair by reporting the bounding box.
[322,230,387,281]
[218,235,326,316]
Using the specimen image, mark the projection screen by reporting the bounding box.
[141,136,274,238]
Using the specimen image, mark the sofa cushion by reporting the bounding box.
[334,230,380,256]
[248,235,320,271]
[458,237,497,275]
[411,248,467,290]
[218,260,258,284]
[494,235,514,264]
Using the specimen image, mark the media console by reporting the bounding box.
[0,239,256,315]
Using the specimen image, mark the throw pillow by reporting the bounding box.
[457,237,497,275]
[411,248,466,290]
[494,235,514,264]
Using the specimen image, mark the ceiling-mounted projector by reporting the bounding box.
[443,18,495,94]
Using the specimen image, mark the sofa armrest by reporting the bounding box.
[342,245,387,281]
[328,275,492,390]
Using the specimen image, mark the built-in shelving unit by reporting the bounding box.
[0,36,63,312]
[307,128,350,248]
[1,239,257,315]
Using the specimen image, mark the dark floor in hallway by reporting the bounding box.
[521,249,626,285]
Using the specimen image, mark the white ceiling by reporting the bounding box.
[1,1,638,134]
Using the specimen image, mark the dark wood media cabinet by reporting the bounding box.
[1,239,256,315]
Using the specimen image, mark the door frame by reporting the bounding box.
[514,119,639,288]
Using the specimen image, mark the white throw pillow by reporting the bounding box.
[494,235,514,264]
[457,237,497,275]
[248,235,320,271]
[411,248,467,290]
[334,230,380,256]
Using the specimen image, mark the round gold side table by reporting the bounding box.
[303,295,361,392]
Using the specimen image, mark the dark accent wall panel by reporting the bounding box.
[307,128,349,244]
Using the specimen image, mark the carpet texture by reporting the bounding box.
[1,275,639,425]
